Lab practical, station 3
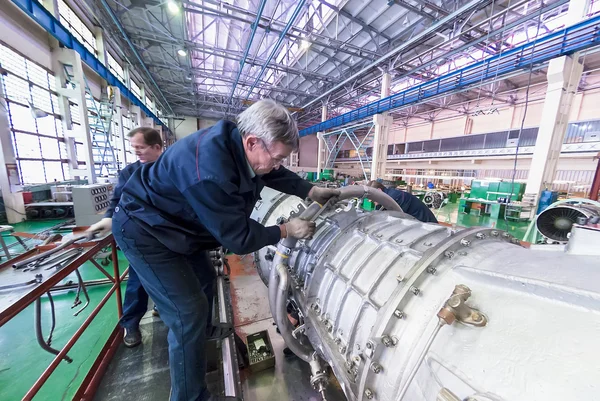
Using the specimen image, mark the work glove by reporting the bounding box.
[86,217,113,237]
[308,186,341,205]
[284,218,316,239]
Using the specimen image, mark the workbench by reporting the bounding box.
[0,234,125,400]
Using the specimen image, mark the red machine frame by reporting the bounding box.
[0,234,126,401]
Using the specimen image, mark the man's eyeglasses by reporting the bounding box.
[259,140,285,166]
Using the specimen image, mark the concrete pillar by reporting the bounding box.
[123,65,132,91]
[523,0,588,203]
[113,87,127,168]
[0,80,25,223]
[131,105,141,127]
[370,72,392,181]
[524,55,583,202]
[95,27,107,65]
[52,48,96,183]
[316,104,328,177]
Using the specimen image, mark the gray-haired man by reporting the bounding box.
[111,99,339,401]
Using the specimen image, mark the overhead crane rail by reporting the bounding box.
[300,14,600,137]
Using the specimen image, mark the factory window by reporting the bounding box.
[58,0,97,57]
[107,53,125,84]
[130,80,141,100]
[0,43,69,184]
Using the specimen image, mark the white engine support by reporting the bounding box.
[251,188,600,401]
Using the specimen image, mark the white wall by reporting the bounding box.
[175,117,198,139]
[175,117,221,139]
[0,4,52,70]
[299,135,318,167]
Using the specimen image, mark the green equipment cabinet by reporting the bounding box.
[320,169,334,181]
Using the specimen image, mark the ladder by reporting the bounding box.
[64,66,119,177]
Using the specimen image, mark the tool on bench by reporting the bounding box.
[0,273,43,291]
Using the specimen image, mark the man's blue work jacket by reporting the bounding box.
[118,120,314,255]
[383,187,438,223]
[105,160,141,218]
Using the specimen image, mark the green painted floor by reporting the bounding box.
[0,208,530,401]
[0,218,130,401]
[434,201,530,240]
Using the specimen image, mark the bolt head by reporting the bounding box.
[364,389,374,399]
[370,362,382,374]
[410,286,420,296]
[366,342,373,349]
[394,309,405,319]
[339,345,347,353]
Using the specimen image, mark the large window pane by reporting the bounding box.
[20,160,45,184]
[44,161,65,182]
[36,116,59,137]
[26,60,50,89]
[1,43,64,184]
[40,136,61,159]
[15,133,42,159]
[31,85,53,114]
[0,46,27,78]
[8,103,37,133]
[4,75,30,103]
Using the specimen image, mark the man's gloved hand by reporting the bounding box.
[308,186,341,205]
[86,217,112,237]
[284,218,316,239]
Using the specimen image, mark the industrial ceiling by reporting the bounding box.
[81,0,598,129]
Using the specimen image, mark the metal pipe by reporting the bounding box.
[275,264,313,362]
[299,0,489,110]
[23,281,120,400]
[337,185,403,212]
[226,0,268,106]
[111,239,123,318]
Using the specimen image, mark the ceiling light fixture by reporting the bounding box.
[167,1,180,14]
[178,49,187,57]
[301,39,311,50]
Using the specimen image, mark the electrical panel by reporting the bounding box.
[72,184,113,227]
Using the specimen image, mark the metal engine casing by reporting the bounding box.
[251,189,600,401]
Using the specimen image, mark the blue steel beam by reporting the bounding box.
[226,0,268,106]
[300,14,600,137]
[243,0,308,101]
[10,0,172,134]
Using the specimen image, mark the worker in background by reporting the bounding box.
[368,180,438,223]
[87,127,163,348]
[112,100,340,401]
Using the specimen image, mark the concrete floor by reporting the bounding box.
[0,204,531,401]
